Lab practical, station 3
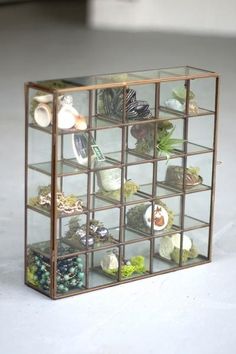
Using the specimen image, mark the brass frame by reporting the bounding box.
[24,66,219,299]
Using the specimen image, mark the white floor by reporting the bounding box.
[0,2,236,354]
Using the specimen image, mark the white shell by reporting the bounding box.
[164,98,184,112]
[171,233,192,251]
[144,204,169,231]
[101,252,118,271]
[33,94,53,103]
[34,103,52,127]
[98,168,125,192]
[58,105,78,129]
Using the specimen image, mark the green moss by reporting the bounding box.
[121,265,136,278]
[188,244,199,259]
[131,256,145,273]
[27,267,39,287]
[170,247,189,264]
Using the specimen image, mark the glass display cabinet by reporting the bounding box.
[24,66,219,299]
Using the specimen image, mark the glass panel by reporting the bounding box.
[184,191,211,229]
[37,67,216,90]
[28,128,51,166]
[27,170,51,216]
[183,228,210,263]
[26,210,51,294]
[186,153,213,191]
[190,77,216,113]
[188,115,215,149]
[160,80,187,115]
[89,246,120,287]
[95,127,122,163]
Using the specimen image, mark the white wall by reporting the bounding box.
[88,0,236,36]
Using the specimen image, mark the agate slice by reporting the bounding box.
[144,204,169,231]
[72,133,95,166]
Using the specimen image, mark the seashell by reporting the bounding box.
[144,204,169,231]
[97,167,126,192]
[34,103,52,127]
[34,94,53,103]
[75,115,87,130]
[101,251,118,271]
[171,233,192,251]
[58,105,78,130]
[164,98,184,112]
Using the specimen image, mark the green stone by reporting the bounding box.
[58,284,64,291]
[78,272,84,280]
[69,267,75,274]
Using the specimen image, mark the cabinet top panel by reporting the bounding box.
[28,66,218,93]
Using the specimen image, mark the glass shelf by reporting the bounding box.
[184,215,209,230]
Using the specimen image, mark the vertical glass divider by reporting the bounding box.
[85,89,93,288]
[150,83,160,273]
[118,86,127,282]
[179,79,190,267]
[24,83,29,284]
[208,76,220,260]
[51,90,59,298]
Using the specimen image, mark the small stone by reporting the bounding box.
[80,235,94,247]
[58,284,64,291]
[78,272,84,280]
[96,227,109,240]
[69,267,75,274]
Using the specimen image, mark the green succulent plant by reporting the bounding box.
[156,128,185,160]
